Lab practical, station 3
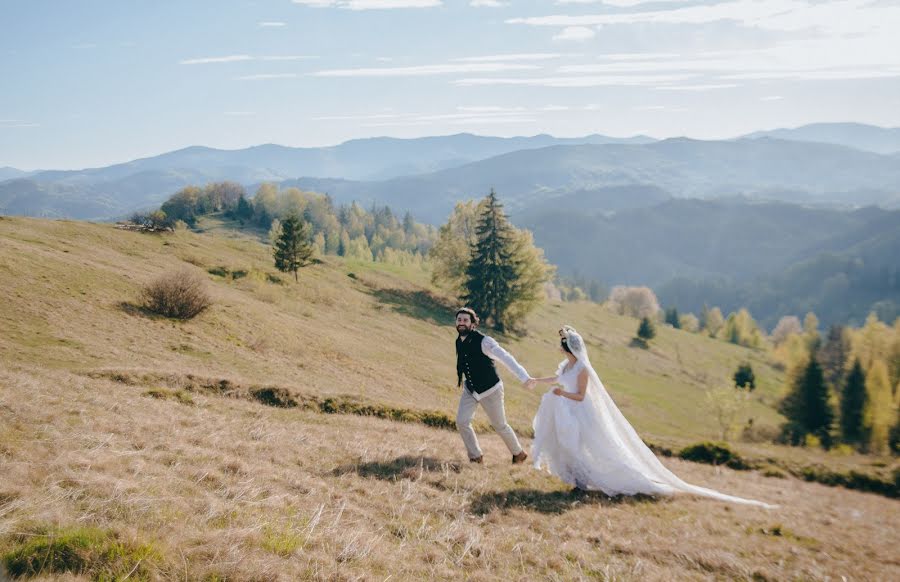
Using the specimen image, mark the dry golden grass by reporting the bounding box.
[1,365,898,581]
[1,216,898,580]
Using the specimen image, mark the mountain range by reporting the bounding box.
[2,122,899,327]
[2,123,899,221]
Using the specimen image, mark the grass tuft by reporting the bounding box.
[2,524,161,580]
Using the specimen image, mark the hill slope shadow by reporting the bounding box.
[369,287,458,326]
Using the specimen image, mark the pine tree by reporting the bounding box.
[637,317,656,341]
[665,307,681,329]
[463,190,518,332]
[840,359,867,447]
[818,324,850,393]
[273,214,314,282]
[779,354,834,448]
[235,195,254,222]
[889,408,900,455]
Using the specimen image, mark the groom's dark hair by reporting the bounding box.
[456,307,479,326]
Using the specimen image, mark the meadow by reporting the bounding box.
[0,216,897,580]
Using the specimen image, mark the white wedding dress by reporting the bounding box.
[531,327,775,508]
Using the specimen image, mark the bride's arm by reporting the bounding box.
[553,369,589,402]
[532,376,558,384]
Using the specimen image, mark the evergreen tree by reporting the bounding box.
[665,307,681,329]
[840,359,867,447]
[888,408,900,455]
[733,363,756,391]
[235,195,254,222]
[778,354,834,448]
[637,317,656,341]
[463,190,518,332]
[403,211,416,235]
[818,324,850,393]
[273,214,314,282]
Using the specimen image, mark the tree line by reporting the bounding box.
[148,181,437,268]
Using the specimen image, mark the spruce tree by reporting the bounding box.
[273,214,314,282]
[665,307,681,329]
[840,359,867,447]
[235,195,254,222]
[779,354,834,448]
[463,190,517,331]
[818,324,850,391]
[637,317,656,341]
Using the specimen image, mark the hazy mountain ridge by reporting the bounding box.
[287,137,900,223]
[519,198,899,328]
[742,122,900,154]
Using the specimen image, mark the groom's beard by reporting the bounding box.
[457,325,471,337]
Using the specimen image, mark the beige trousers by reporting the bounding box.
[456,383,523,459]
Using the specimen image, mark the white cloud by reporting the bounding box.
[553,26,596,42]
[598,52,682,61]
[224,111,257,116]
[258,21,287,27]
[723,68,900,81]
[312,62,541,77]
[0,119,40,128]
[313,113,403,120]
[470,0,509,6]
[260,55,318,61]
[234,73,299,80]
[556,0,686,5]
[761,95,784,101]
[655,83,739,91]
[455,73,695,87]
[292,0,442,9]
[453,53,567,62]
[180,55,253,65]
[511,0,900,38]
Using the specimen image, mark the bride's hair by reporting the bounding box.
[560,337,573,354]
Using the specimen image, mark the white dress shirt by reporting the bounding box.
[463,335,530,401]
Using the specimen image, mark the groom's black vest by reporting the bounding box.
[456,330,501,394]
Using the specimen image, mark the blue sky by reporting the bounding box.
[2,0,899,170]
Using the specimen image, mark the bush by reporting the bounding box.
[140,269,212,319]
[733,363,756,391]
[678,442,752,471]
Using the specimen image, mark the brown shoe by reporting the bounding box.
[512,451,528,465]
[469,456,483,464]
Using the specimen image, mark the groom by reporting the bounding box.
[454,307,534,464]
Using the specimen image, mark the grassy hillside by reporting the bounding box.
[0,216,788,443]
[1,216,898,580]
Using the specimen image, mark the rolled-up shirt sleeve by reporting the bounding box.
[481,336,530,383]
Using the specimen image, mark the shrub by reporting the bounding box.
[733,363,756,391]
[140,269,212,319]
[678,442,752,471]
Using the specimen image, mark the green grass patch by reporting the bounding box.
[2,524,161,580]
[260,524,304,557]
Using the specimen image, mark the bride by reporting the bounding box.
[530,325,775,508]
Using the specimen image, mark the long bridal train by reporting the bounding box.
[531,326,777,509]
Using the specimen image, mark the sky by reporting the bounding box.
[1,0,899,170]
